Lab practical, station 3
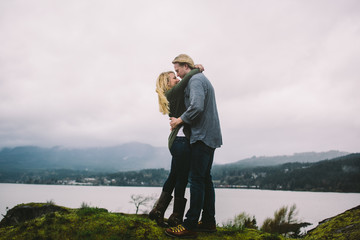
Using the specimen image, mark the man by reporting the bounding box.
[165,54,222,238]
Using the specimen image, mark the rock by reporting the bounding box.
[0,203,69,227]
[305,205,360,240]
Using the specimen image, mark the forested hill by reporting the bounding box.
[1,152,359,193]
[0,144,358,192]
[219,150,349,168]
[212,153,360,192]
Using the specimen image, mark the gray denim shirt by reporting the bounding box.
[180,73,222,149]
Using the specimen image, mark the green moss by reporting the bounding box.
[304,206,360,240]
[1,203,358,240]
[0,203,293,240]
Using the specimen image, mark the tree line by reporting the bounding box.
[212,153,360,192]
[1,153,359,192]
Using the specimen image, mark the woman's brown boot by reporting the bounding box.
[167,197,187,227]
[149,191,173,227]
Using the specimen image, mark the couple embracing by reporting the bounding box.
[150,54,222,238]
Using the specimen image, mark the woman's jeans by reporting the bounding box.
[183,141,216,230]
[162,137,191,198]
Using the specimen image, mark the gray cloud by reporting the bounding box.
[1,0,359,163]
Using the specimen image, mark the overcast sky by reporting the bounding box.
[0,0,359,164]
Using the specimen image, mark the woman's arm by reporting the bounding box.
[194,64,204,72]
[166,68,200,97]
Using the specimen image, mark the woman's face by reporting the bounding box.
[168,72,179,89]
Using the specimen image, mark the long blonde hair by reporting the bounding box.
[156,71,173,115]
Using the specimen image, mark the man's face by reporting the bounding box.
[173,63,187,79]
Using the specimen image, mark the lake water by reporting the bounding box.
[1,183,359,232]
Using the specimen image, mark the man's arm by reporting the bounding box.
[169,76,206,130]
[180,77,206,124]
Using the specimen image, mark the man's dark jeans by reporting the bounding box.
[163,137,191,198]
[183,141,215,230]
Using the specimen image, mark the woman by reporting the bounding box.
[149,63,203,227]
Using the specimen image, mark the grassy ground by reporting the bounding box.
[0,203,292,240]
[1,203,359,239]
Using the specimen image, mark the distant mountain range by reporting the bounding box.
[0,142,171,172]
[0,143,353,172]
[0,144,358,192]
[217,150,350,169]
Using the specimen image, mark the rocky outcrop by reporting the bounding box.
[305,205,360,240]
[1,202,359,239]
[0,203,69,227]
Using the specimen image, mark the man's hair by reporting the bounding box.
[172,54,195,69]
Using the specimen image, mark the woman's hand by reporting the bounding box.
[194,64,205,72]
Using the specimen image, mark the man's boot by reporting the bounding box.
[149,191,173,227]
[167,197,187,227]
